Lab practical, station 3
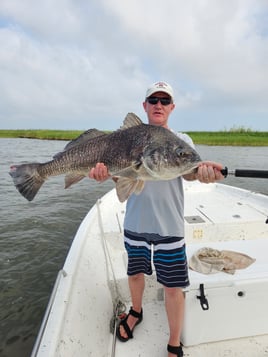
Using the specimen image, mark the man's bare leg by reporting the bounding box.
[164,287,185,356]
[118,273,145,339]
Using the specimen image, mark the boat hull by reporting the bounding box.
[32,182,268,356]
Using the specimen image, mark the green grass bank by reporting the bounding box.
[187,131,268,146]
[0,129,267,146]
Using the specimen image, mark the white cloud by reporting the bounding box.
[106,0,268,94]
[0,0,267,131]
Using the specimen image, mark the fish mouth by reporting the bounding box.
[187,162,200,171]
[183,159,201,174]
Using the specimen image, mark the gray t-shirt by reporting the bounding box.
[124,132,194,237]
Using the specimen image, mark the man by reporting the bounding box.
[89,81,224,357]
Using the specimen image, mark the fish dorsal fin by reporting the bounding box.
[120,113,143,130]
[53,129,106,159]
[63,129,107,151]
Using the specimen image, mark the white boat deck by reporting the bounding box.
[32,181,268,357]
[111,302,268,357]
[105,233,268,356]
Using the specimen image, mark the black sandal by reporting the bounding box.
[167,344,184,356]
[116,307,143,342]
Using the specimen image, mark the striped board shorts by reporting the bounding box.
[124,230,189,288]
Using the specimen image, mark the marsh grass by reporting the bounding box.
[0,129,83,140]
[187,131,268,146]
[0,129,267,146]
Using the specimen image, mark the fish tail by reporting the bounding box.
[9,163,45,201]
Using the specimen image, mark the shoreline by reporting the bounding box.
[0,129,267,146]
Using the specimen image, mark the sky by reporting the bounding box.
[0,0,268,132]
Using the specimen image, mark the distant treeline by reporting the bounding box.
[0,129,267,146]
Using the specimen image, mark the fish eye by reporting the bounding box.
[175,147,186,157]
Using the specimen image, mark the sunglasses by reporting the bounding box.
[146,96,172,106]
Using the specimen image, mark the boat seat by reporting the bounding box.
[186,237,268,290]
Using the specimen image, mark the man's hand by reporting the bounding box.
[183,161,224,183]
[196,161,224,183]
[89,163,110,182]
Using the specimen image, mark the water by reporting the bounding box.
[0,139,267,357]
[197,145,268,195]
[0,138,114,357]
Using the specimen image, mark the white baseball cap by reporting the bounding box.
[145,81,174,101]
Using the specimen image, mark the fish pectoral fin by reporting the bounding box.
[115,177,145,202]
[112,164,141,179]
[65,173,86,189]
[133,180,145,194]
